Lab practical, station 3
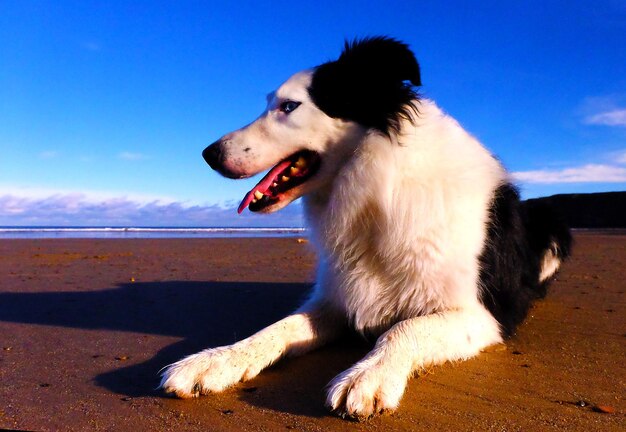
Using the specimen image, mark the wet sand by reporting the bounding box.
[0,233,624,431]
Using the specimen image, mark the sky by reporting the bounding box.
[1,0,625,227]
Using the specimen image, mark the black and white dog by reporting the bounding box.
[160,37,571,419]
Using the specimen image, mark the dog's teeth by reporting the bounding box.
[290,167,300,175]
[272,182,278,188]
[295,157,306,168]
[281,175,290,182]
[252,198,258,204]
[254,190,264,200]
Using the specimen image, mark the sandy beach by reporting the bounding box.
[0,233,624,431]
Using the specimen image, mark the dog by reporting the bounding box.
[159,37,571,419]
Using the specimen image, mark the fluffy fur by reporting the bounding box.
[160,37,571,419]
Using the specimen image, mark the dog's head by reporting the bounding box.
[203,37,421,214]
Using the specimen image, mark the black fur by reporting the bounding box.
[308,37,421,135]
[479,184,572,337]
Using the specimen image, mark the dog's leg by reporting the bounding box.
[159,300,343,398]
[326,303,502,419]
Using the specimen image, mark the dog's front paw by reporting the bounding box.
[325,362,408,420]
[159,346,257,398]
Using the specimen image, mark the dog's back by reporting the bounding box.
[479,184,572,337]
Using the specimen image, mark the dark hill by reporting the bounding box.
[525,191,626,229]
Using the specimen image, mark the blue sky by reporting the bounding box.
[1,1,625,226]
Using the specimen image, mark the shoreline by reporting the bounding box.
[1,234,624,431]
[0,227,308,240]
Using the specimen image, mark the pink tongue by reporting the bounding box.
[237,159,293,214]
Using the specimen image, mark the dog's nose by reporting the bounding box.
[202,141,223,170]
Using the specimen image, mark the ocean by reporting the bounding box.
[0,227,307,239]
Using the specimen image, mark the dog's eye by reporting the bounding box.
[279,101,301,114]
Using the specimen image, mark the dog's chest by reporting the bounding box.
[325,245,448,333]
[304,145,454,333]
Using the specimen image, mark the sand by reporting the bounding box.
[0,233,624,431]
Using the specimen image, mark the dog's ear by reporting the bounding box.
[339,37,421,87]
[309,36,421,135]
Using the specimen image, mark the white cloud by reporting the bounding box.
[118,152,148,161]
[0,185,175,205]
[512,164,626,184]
[584,108,626,127]
[0,189,303,227]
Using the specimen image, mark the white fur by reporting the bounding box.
[325,304,501,417]
[539,241,562,282]
[160,71,510,418]
[159,308,342,398]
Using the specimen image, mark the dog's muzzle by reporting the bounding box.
[202,140,246,179]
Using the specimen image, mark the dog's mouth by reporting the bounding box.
[238,150,321,213]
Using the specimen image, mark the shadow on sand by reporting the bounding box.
[0,281,370,416]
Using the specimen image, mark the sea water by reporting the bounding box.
[0,226,306,239]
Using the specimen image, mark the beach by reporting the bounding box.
[0,233,624,431]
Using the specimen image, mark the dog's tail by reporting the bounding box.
[522,199,572,287]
